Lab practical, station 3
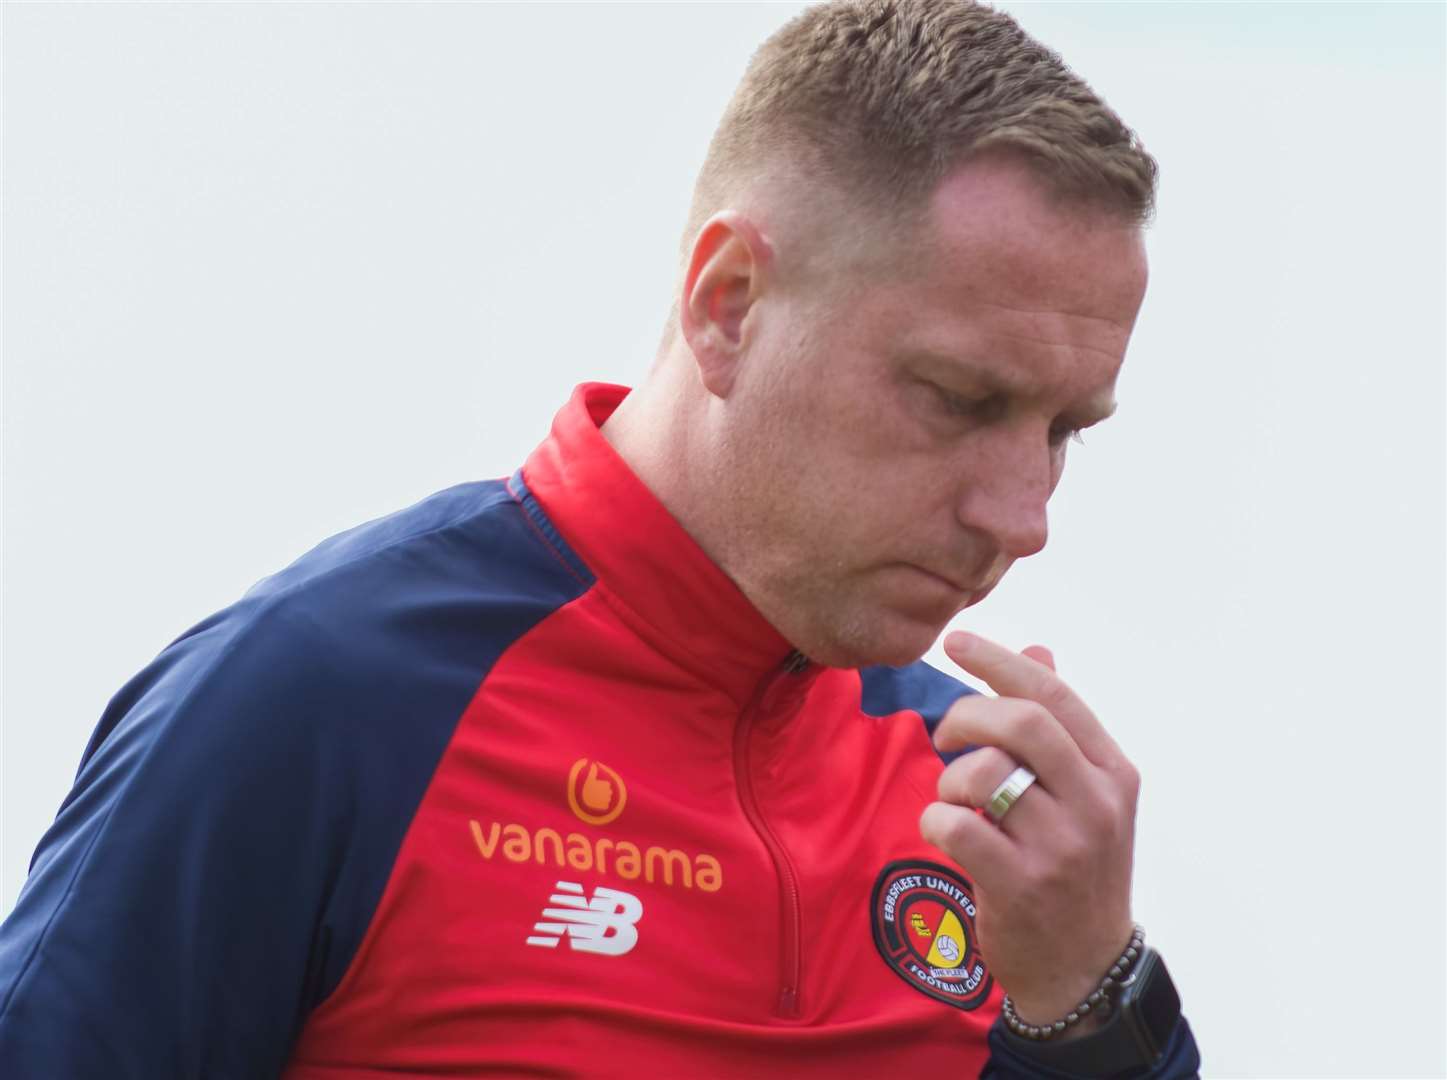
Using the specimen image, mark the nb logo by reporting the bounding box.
[525,881,643,956]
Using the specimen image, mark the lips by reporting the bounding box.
[911,565,976,594]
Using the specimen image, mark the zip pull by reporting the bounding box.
[782,649,811,675]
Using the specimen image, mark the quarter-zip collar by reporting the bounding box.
[520,383,819,706]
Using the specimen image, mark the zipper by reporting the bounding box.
[732,649,810,1018]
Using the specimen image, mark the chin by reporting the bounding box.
[809,613,942,670]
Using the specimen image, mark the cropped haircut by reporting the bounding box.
[683,0,1158,265]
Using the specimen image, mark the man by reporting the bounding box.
[0,1,1199,1076]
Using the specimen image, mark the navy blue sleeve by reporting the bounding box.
[859,660,980,764]
[0,602,353,1077]
[981,1015,1200,1079]
[0,478,590,1078]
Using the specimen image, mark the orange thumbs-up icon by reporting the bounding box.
[567,758,627,826]
[581,762,612,812]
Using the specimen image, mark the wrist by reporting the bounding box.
[993,945,1185,1076]
[1002,924,1144,1043]
[1043,1007,1107,1042]
[1001,916,1137,1027]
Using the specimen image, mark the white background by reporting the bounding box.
[3,3,1444,1077]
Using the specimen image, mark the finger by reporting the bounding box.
[936,747,1057,839]
[919,799,1015,885]
[937,745,1017,805]
[932,694,1091,801]
[944,631,1124,769]
[1021,644,1054,671]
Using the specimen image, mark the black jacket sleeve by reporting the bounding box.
[981,1014,1200,1079]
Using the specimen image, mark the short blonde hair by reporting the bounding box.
[684,0,1157,263]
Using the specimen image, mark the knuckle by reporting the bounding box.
[920,804,972,856]
[936,760,968,802]
[972,745,1015,778]
[926,799,960,839]
[918,805,944,847]
[1088,782,1138,847]
[933,698,981,749]
[1010,701,1054,744]
[1118,760,1142,801]
[1079,781,1130,840]
[945,816,976,853]
[1037,677,1074,714]
[938,746,1013,804]
[929,715,958,750]
[1080,779,1117,820]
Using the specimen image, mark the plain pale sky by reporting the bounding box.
[4,3,1444,1077]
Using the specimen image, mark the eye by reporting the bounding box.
[931,384,1003,421]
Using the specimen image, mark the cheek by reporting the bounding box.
[749,355,956,546]
[831,467,957,561]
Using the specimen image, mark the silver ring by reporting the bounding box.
[985,766,1037,823]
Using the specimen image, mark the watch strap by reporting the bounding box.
[994,947,1183,1076]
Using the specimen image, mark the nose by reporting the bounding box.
[953,431,1054,559]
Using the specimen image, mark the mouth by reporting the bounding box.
[908,564,984,597]
[902,564,995,605]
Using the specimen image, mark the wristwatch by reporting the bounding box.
[998,946,1183,1075]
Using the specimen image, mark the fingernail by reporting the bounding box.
[947,631,974,652]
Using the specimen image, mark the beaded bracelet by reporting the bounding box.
[1001,924,1146,1041]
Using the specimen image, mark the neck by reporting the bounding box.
[599,354,713,544]
[598,353,823,665]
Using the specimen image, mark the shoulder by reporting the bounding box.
[82,477,591,782]
[241,475,590,630]
[8,477,600,1041]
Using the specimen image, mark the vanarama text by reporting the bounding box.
[470,819,722,892]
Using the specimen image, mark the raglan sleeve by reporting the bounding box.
[0,603,351,1078]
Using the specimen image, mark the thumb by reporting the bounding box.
[1021,644,1055,671]
[587,762,600,782]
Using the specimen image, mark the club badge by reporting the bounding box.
[870,859,992,1011]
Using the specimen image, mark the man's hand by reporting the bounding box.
[919,630,1139,1033]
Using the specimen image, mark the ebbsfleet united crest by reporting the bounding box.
[870,860,992,1010]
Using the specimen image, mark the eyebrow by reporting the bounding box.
[904,349,1119,425]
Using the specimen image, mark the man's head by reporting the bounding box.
[683,0,1156,270]
[603,0,1156,669]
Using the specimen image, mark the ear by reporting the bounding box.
[678,211,772,399]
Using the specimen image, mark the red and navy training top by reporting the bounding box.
[0,383,1198,1078]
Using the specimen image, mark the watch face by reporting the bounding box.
[1128,949,1182,1055]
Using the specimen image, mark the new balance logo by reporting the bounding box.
[525,881,643,956]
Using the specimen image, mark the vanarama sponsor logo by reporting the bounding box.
[469,757,721,892]
[469,819,722,892]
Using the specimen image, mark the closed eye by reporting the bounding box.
[931,384,1005,423]
[921,376,1106,449]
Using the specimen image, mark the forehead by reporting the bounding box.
[858,156,1149,404]
[925,155,1147,314]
